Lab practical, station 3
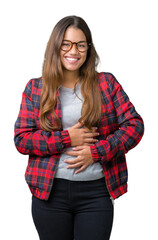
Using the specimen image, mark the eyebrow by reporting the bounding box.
[63,39,87,42]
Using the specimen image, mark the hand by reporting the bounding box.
[64,145,93,174]
[68,122,99,147]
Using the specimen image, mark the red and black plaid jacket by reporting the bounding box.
[14,72,144,200]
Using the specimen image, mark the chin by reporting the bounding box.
[63,64,81,72]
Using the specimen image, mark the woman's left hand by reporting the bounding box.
[64,146,94,174]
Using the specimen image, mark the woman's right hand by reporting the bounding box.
[68,122,99,147]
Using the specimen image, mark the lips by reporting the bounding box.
[65,56,80,64]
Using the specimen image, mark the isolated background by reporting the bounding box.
[0,0,157,239]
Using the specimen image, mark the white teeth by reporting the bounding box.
[66,57,78,61]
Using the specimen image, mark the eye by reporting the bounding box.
[78,43,86,48]
[62,42,70,47]
[61,41,72,51]
[77,42,88,52]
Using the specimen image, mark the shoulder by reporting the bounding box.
[23,77,42,99]
[97,72,121,93]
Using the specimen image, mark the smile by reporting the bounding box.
[65,57,80,63]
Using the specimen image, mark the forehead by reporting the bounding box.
[63,27,86,42]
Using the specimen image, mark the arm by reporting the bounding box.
[14,80,99,157]
[14,80,71,157]
[90,74,144,163]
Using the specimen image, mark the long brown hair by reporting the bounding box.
[40,15,102,131]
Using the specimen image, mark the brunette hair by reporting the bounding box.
[40,15,102,131]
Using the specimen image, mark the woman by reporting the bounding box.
[14,15,144,240]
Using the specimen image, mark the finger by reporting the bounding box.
[67,162,83,169]
[73,121,84,129]
[85,132,100,138]
[83,143,93,146]
[65,151,79,156]
[84,138,98,143]
[91,127,98,133]
[64,157,81,164]
[83,128,91,133]
[75,165,86,174]
[83,127,98,133]
[72,146,85,151]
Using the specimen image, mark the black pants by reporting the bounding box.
[32,178,114,240]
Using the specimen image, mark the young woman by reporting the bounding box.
[14,15,144,240]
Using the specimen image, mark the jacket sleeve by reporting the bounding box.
[14,80,71,156]
[90,74,144,163]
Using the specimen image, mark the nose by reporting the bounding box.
[69,43,79,54]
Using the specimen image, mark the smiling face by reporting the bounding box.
[60,27,88,75]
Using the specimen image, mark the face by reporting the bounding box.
[60,27,88,74]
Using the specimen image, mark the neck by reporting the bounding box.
[62,70,80,88]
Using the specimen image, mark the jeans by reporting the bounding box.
[32,177,114,240]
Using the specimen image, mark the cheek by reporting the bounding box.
[60,51,63,61]
[81,53,87,64]
[60,53,65,66]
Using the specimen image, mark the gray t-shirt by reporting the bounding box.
[55,84,104,181]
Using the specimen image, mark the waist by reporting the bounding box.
[55,147,104,181]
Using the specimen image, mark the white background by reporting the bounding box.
[0,0,157,239]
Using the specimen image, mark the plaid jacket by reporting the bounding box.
[14,72,144,200]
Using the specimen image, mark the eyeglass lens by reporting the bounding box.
[61,40,89,52]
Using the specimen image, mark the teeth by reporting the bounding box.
[66,57,78,61]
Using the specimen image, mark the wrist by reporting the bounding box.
[60,130,71,148]
[90,145,102,163]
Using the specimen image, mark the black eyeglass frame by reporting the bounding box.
[60,40,91,53]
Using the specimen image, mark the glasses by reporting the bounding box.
[61,40,91,53]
